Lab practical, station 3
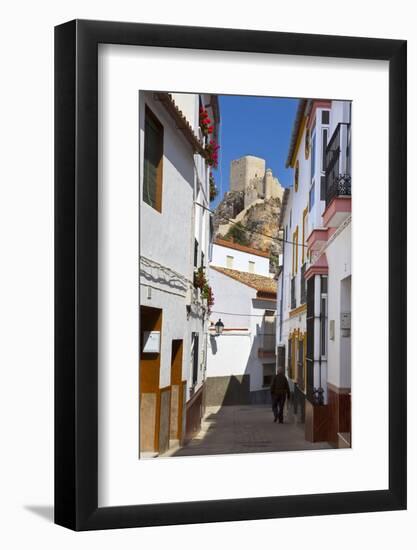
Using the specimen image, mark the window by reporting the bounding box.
[194,239,199,267]
[305,127,310,159]
[320,175,326,201]
[143,106,164,212]
[263,364,275,387]
[297,337,305,391]
[309,183,315,212]
[191,332,199,386]
[322,128,328,171]
[300,263,306,304]
[311,129,316,180]
[302,208,308,264]
[321,110,330,125]
[248,261,255,273]
[320,275,328,357]
[226,255,234,269]
[201,251,205,269]
[320,297,327,356]
[292,226,299,275]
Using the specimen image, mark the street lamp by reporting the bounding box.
[214,318,224,335]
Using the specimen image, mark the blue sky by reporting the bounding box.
[212,95,298,208]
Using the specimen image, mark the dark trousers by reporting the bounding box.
[272,394,286,423]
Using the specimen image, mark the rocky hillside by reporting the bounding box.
[213,193,282,275]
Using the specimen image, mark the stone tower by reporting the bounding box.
[230,155,284,207]
[230,156,266,192]
[264,168,283,201]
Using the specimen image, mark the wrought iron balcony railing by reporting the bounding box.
[325,122,351,206]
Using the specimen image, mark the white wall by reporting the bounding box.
[211,243,271,276]
[207,268,276,391]
[279,100,351,351]
[139,92,208,393]
[326,220,352,388]
[140,92,195,280]
[170,92,199,132]
[207,332,252,377]
[329,100,351,138]
[1,1,416,549]
[208,267,255,328]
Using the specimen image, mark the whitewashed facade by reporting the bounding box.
[139,91,219,455]
[210,239,272,277]
[206,242,277,405]
[277,99,351,447]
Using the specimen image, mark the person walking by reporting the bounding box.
[270,367,291,423]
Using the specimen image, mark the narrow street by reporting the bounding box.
[161,404,331,458]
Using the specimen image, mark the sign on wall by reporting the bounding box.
[142,331,161,353]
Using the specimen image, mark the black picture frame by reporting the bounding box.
[55,19,407,531]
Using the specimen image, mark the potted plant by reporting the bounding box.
[199,107,214,137]
[205,140,220,168]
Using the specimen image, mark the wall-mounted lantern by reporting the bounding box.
[214,318,224,336]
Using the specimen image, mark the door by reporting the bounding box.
[170,339,184,442]
[139,306,162,453]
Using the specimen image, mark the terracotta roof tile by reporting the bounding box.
[214,238,270,258]
[153,92,207,157]
[210,266,277,295]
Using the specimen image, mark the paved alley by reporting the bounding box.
[161,404,331,458]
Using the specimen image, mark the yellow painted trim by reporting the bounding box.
[290,116,308,168]
[305,126,310,160]
[291,331,297,380]
[289,303,307,318]
[292,230,295,276]
[292,226,299,276]
[295,226,299,274]
[302,207,308,264]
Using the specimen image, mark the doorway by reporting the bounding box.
[139,306,162,453]
[170,339,184,444]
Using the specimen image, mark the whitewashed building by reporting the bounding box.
[277,99,351,447]
[139,91,220,455]
[206,240,277,405]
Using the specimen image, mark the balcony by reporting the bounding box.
[323,123,352,227]
[326,173,351,205]
[325,123,351,204]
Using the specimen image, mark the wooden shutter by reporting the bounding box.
[143,107,163,212]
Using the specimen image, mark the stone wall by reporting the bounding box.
[204,375,251,406]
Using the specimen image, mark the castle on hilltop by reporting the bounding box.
[230,155,284,208]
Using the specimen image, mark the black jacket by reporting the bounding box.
[270,373,290,398]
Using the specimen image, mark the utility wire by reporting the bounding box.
[194,201,308,248]
[211,310,280,318]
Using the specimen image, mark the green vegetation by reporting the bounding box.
[224,222,251,246]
